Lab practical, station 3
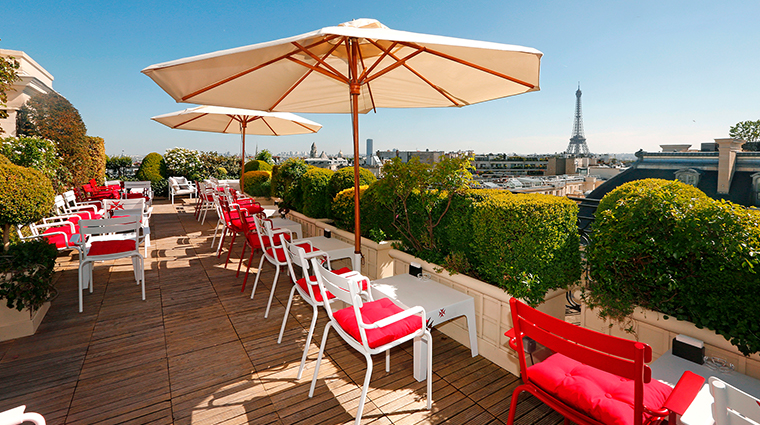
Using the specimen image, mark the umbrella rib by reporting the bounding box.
[291,41,348,82]
[173,113,209,129]
[272,42,346,110]
[354,42,377,113]
[178,37,341,102]
[259,117,278,136]
[223,115,237,133]
[358,40,398,82]
[397,41,536,89]
[368,46,463,106]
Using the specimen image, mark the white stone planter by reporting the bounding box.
[388,249,567,376]
[0,301,50,342]
[582,305,760,380]
[286,211,397,280]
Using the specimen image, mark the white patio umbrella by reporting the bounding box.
[142,18,543,264]
[151,105,322,187]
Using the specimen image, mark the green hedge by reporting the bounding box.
[0,156,55,249]
[585,179,760,355]
[300,167,334,218]
[332,185,368,230]
[328,166,377,199]
[136,152,167,197]
[244,159,273,173]
[242,170,272,197]
[470,192,580,306]
[273,158,308,209]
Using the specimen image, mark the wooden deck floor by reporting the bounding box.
[0,199,565,425]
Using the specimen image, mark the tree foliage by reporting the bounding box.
[16,92,104,186]
[272,158,309,209]
[0,136,68,192]
[373,155,474,255]
[163,147,203,180]
[244,159,273,173]
[255,149,274,165]
[0,55,20,134]
[730,120,760,151]
[106,155,133,179]
[328,166,377,199]
[300,167,334,218]
[136,152,167,196]
[0,239,57,311]
[199,151,240,179]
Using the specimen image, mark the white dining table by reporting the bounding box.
[370,274,478,381]
[300,236,357,271]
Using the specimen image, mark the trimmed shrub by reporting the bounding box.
[274,158,308,209]
[199,151,240,179]
[0,156,55,250]
[242,170,272,197]
[244,159,273,173]
[332,185,368,230]
[136,152,167,197]
[328,166,376,199]
[470,192,580,306]
[300,167,334,218]
[585,178,760,355]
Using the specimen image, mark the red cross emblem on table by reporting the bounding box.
[439,308,446,318]
[109,201,124,211]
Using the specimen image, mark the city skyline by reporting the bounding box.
[3,1,758,157]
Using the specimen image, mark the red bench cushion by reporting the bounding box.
[528,353,673,425]
[333,297,422,349]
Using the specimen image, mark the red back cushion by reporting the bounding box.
[528,353,673,425]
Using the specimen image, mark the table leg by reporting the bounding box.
[413,335,426,382]
[465,305,478,357]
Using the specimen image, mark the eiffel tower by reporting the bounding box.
[566,84,590,156]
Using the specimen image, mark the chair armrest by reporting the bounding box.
[38,219,76,233]
[367,305,426,329]
[661,370,705,416]
[505,328,519,351]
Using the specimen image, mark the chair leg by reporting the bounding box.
[297,304,320,380]
[250,255,266,300]
[354,353,374,425]
[217,228,227,257]
[309,322,333,398]
[506,385,527,425]
[78,261,86,313]
[242,249,256,292]
[236,242,247,277]
[224,232,237,267]
[386,349,391,372]
[264,266,280,318]
[278,285,297,344]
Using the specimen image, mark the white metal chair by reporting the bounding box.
[309,259,432,424]
[0,405,45,425]
[63,190,104,218]
[103,198,152,226]
[109,207,151,258]
[76,216,145,313]
[194,181,215,223]
[123,181,153,206]
[278,243,364,379]
[249,215,301,318]
[169,176,196,204]
[710,377,760,425]
[17,220,79,251]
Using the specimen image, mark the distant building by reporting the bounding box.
[545,156,596,176]
[377,149,443,165]
[0,49,55,136]
[309,142,318,158]
[304,154,349,171]
[471,154,548,179]
[485,175,602,197]
[586,138,759,207]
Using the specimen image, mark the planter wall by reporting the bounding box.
[286,211,396,280]
[0,302,50,342]
[581,305,760,380]
[389,249,567,376]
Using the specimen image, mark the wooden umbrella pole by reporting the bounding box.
[349,38,362,267]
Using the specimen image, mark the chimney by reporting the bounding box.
[715,138,744,194]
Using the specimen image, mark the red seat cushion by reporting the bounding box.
[42,226,74,249]
[527,353,673,425]
[333,297,422,349]
[296,267,354,302]
[88,239,137,256]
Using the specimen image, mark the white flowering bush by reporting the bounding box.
[0,136,69,192]
[164,147,203,180]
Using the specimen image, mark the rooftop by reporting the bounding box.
[0,200,563,424]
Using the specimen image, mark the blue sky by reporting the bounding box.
[4,1,758,157]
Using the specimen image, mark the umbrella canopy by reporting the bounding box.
[143,18,543,263]
[151,105,322,187]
